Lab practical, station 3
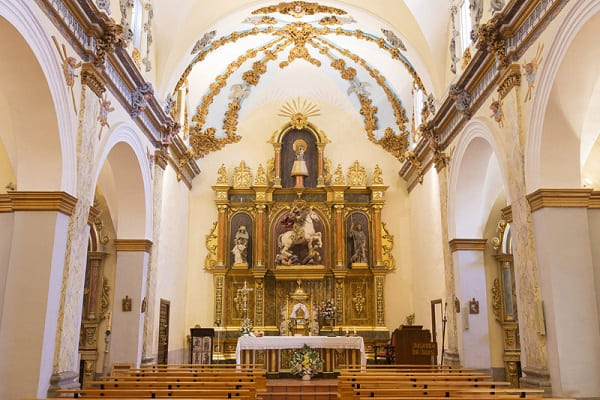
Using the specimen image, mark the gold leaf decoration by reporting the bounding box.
[381,222,395,270]
[204,221,218,270]
[251,2,347,18]
[378,128,409,162]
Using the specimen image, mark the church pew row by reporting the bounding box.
[56,388,252,398]
[345,387,546,399]
[84,380,260,397]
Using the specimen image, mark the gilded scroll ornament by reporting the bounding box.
[266,158,276,184]
[352,290,366,315]
[251,2,347,18]
[204,222,219,270]
[347,161,367,188]
[381,222,395,270]
[333,164,345,185]
[476,16,509,68]
[378,128,409,162]
[375,276,385,325]
[233,161,253,189]
[492,278,502,321]
[275,23,321,68]
[323,158,332,185]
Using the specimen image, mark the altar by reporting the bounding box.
[236,336,365,375]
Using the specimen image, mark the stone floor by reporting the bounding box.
[261,378,337,400]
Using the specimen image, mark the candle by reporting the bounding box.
[353,327,357,335]
[106,311,112,331]
[345,327,349,335]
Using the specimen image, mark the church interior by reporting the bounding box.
[0,0,599,399]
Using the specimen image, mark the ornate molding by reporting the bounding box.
[94,18,125,69]
[527,188,595,212]
[87,206,100,226]
[476,15,509,68]
[590,191,600,209]
[80,63,106,97]
[3,191,78,216]
[449,238,488,252]
[497,63,521,99]
[501,204,513,223]
[114,239,153,253]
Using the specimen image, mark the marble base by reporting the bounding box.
[47,371,80,397]
[443,348,460,365]
[520,367,552,396]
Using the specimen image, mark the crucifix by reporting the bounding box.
[237,280,253,320]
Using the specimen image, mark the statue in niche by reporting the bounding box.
[231,225,249,265]
[290,139,309,187]
[349,220,368,264]
[276,205,323,266]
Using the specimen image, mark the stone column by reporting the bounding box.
[449,239,491,369]
[436,166,460,364]
[372,205,383,267]
[254,204,266,268]
[526,189,600,397]
[317,144,325,187]
[141,149,168,364]
[216,205,228,268]
[110,239,152,366]
[50,64,106,395]
[0,192,75,400]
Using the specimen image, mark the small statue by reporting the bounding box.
[349,221,368,264]
[291,139,309,187]
[52,36,81,114]
[255,164,267,186]
[231,225,249,265]
[372,164,384,185]
[333,164,345,185]
[216,164,228,185]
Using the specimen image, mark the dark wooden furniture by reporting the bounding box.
[394,325,436,365]
[190,327,215,364]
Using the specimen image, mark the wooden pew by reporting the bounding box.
[56,387,252,398]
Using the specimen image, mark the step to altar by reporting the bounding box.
[261,378,337,400]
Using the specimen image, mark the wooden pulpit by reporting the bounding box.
[393,325,437,365]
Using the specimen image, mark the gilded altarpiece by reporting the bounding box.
[205,112,395,367]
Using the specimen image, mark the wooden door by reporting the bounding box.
[158,299,170,364]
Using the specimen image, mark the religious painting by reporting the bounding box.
[229,212,252,268]
[346,212,369,268]
[271,202,327,267]
[280,129,318,188]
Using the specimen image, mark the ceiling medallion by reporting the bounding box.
[252,2,347,18]
[278,98,320,129]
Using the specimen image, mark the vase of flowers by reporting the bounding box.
[317,298,336,335]
[240,317,253,336]
[289,344,323,380]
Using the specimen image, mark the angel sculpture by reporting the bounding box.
[52,36,81,114]
[347,80,371,97]
[229,83,251,101]
[98,94,115,139]
[522,43,544,103]
[489,98,504,128]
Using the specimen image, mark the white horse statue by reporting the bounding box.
[277,209,322,264]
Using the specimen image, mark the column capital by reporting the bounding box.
[114,239,153,253]
[449,238,487,252]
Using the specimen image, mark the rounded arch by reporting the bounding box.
[525,0,600,191]
[0,0,75,193]
[94,122,153,240]
[448,119,509,239]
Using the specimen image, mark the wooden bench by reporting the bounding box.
[56,387,252,398]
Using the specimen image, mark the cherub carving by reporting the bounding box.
[522,43,544,103]
[489,97,504,128]
[52,36,81,114]
[98,94,114,139]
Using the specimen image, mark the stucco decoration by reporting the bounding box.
[490,0,505,14]
[191,30,216,55]
[381,29,406,51]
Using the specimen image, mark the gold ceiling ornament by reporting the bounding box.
[275,22,321,68]
[233,161,253,189]
[323,158,332,185]
[405,151,424,184]
[358,95,378,135]
[255,164,268,186]
[378,128,409,162]
[381,222,395,270]
[491,278,502,321]
[204,221,219,270]
[372,164,384,185]
[332,164,345,185]
[216,164,229,185]
[277,97,321,130]
[251,2,347,18]
[347,161,367,188]
[222,98,241,136]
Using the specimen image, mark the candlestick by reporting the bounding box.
[353,327,357,335]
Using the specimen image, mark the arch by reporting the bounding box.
[0,0,75,193]
[525,0,600,191]
[94,122,153,240]
[448,119,509,239]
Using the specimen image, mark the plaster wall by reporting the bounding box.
[406,170,443,339]
[589,208,600,326]
[155,166,190,362]
[185,99,413,333]
[532,207,600,397]
[0,212,13,326]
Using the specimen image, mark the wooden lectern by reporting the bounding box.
[393,325,437,365]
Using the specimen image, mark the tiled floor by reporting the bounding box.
[261,378,337,400]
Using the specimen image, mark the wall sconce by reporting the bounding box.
[122,295,132,312]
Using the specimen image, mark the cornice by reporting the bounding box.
[80,62,106,97]
[88,205,100,225]
[501,205,513,223]
[449,238,488,252]
[527,188,594,212]
[590,191,600,209]
[2,191,78,216]
[401,0,570,189]
[114,239,153,253]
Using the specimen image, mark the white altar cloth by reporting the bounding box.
[235,335,366,365]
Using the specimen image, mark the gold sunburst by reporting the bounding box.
[278,97,320,129]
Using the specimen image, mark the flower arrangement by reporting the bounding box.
[289,344,323,378]
[240,317,253,335]
[318,298,337,320]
